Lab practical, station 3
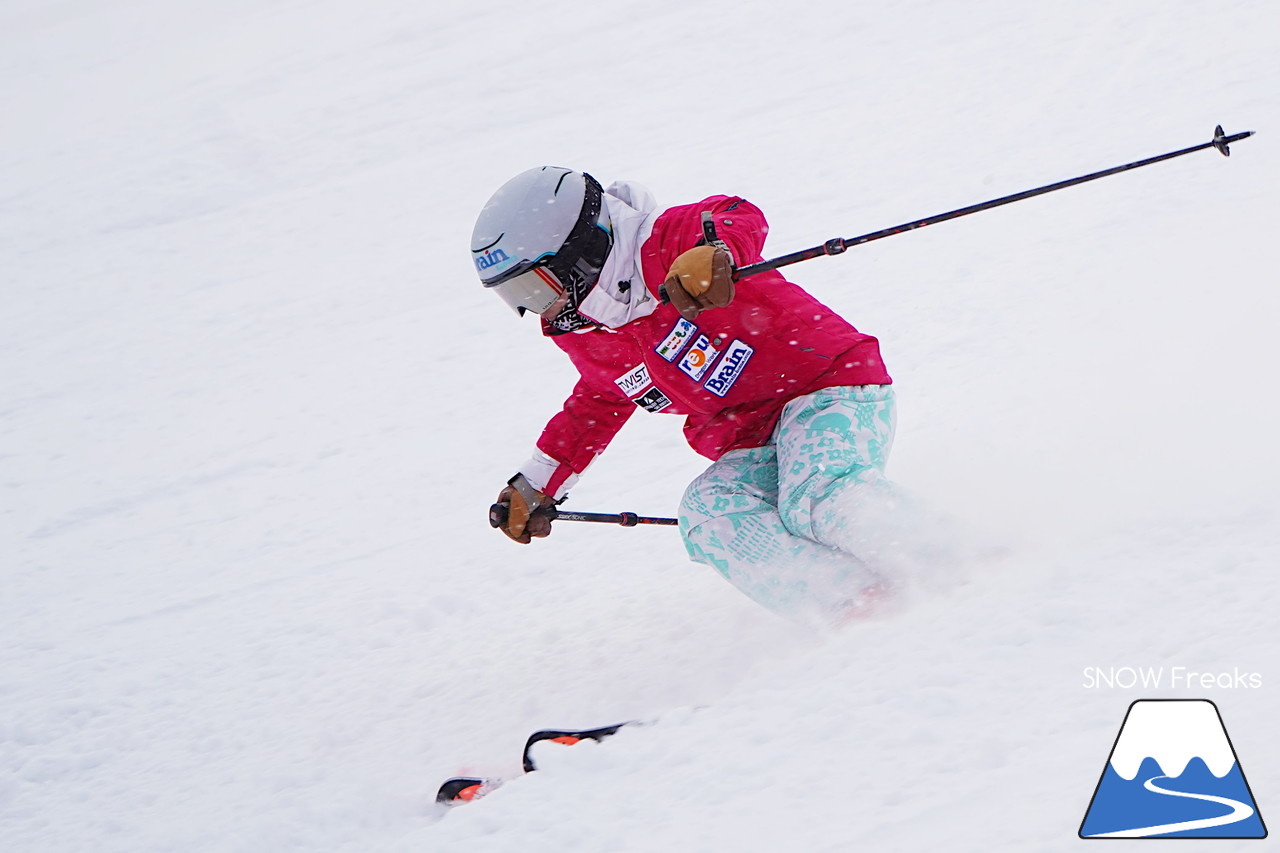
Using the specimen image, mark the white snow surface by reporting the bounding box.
[2,1,1278,851]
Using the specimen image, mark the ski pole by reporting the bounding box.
[732,124,1255,280]
[488,503,678,528]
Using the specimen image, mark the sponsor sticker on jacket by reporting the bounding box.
[679,335,720,381]
[614,363,652,397]
[635,387,673,413]
[655,318,696,362]
[703,339,754,397]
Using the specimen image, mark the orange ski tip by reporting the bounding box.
[455,783,483,802]
[550,736,582,745]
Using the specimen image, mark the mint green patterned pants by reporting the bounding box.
[679,385,897,621]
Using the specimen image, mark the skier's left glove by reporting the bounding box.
[664,245,735,321]
[495,474,555,544]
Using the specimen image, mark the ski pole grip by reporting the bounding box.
[491,501,562,528]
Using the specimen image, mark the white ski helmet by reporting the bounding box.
[471,166,612,316]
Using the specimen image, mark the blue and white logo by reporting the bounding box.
[1079,700,1266,839]
[703,339,753,397]
[474,247,511,273]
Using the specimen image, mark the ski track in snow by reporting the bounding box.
[2,1,1278,851]
[1087,775,1255,838]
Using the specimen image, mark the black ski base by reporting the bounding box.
[437,722,631,806]
[520,723,629,772]
[435,776,491,805]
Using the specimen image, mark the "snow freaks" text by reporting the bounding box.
[1082,666,1262,690]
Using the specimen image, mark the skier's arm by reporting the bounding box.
[518,376,636,499]
[495,378,633,543]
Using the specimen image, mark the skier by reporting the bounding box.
[471,167,900,623]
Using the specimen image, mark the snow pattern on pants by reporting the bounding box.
[679,385,897,622]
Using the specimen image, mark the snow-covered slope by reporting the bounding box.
[2,1,1276,850]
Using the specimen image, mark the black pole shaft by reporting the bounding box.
[552,509,679,526]
[489,503,678,528]
[734,127,1255,280]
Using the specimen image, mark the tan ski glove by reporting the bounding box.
[663,245,735,321]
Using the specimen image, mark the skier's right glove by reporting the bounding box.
[495,474,555,544]
[663,245,735,321]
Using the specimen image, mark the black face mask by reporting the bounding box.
[542,175,613,335]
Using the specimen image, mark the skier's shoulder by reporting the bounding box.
[647,195,769,269]
[656,195,766,229]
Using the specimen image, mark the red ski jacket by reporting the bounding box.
[532,195,891,497]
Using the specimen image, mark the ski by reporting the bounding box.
[436,775,500,805]
[436,722,631,806]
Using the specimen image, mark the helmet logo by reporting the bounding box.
[475,247,511,272]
